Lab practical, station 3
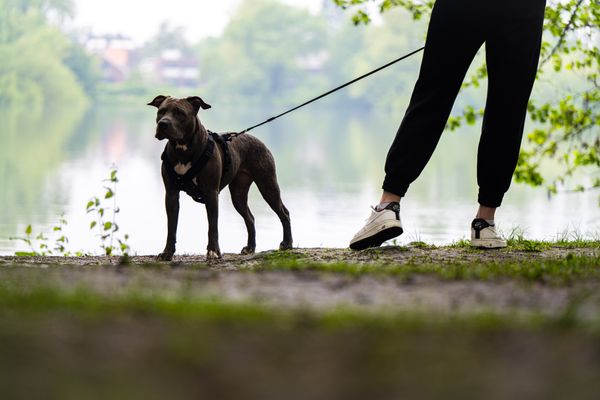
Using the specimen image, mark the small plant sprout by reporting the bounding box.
[52,214,69,255]
[86,168,130,257]
[10,225,38,256]
[10,214,72,257]
[10,168,131,257]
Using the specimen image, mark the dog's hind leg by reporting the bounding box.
[229,172,256,255]
[254,174,293,251]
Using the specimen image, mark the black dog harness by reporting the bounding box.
[161,131,232,204]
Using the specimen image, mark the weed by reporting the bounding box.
[448,239,471,249]
[409,241,436,249]
[10,168,131,257]
[10,214,79,257]
[86,168,130,256]
[505,228,551,252]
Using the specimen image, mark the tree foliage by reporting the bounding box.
[334,0,600,201]
[198,0,328,106]
[0,0,94,110]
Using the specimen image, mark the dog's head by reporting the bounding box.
[147,95,212,142]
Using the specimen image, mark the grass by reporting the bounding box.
[448,233,600,252]
[248,253,600,284]
[2,300,599,400]
[0,272,596,333]
[1,245,600,399]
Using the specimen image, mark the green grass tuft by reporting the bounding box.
[247,254,600,284]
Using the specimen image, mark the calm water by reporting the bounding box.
[1,103,598,256]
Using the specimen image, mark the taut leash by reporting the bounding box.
[232,46,425,137]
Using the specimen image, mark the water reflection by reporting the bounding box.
[1,103,598,255]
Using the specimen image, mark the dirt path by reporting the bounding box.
[2,246,599,321]
[2,244,598,267]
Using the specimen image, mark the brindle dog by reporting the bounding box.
[148,95,292,261]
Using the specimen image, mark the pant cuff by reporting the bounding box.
[478,190,504,208]
[382,177,409,198]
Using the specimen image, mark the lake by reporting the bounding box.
[1,102,598,256]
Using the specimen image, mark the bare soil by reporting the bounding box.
[2,246,600,400]
[2,246,599,319]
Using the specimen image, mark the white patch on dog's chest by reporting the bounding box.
[174,162,192,175]
[176,144,188,151]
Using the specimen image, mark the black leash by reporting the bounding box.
[236,46,425,135]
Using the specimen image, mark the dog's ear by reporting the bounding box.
[147,95,168,108]
[186,96,212,114]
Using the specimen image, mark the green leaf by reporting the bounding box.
[15,251,37,257]
[86,200,95,210]
[104,222,113,231]
[25,225,32,235]
[105,189,114,199]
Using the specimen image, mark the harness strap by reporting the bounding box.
[161,136,215,203]
[209,130,231,174]
[161,131,234,203]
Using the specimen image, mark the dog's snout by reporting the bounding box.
[158,119,171,128]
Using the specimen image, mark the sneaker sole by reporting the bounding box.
[350,226,404,250]
[471,239,507,249]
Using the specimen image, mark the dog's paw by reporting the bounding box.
[279,241,293,251]
[206,250,222,260]
[157,252,174,262]
[240,246,255,255]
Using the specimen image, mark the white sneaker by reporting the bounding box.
[471,218,507,248]
[350,202,403,250]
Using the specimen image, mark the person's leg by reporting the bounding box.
[382,0,487,198]
[477,2,546,208]
[351,0,488,250]
[471,1,545,248]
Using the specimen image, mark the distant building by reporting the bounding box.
[84,34,135,83]
[139,49,199,88]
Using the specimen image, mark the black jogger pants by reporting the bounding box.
[382,0,546,208]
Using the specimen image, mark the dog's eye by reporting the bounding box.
[174,109,185,118]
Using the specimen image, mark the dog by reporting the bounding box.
[148,95,293,261]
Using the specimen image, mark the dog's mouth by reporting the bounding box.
[155,131,167,141]
[155,128,183,142]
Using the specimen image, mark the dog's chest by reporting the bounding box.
[174,162,192,175]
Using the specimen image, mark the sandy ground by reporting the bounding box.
[2,246,600,400]
[2,246,599,320]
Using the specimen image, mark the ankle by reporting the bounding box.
[380,191,401,204]
[476,205,496,221]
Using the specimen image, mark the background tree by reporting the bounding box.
[0,0,97,110]
[198,0,328,106]
[333,0,600,202]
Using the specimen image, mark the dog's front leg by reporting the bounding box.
[205,190,221,260]
[158,190,180,261]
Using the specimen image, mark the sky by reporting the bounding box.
[71,0,324,44]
